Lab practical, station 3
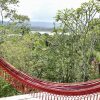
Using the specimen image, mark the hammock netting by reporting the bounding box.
[0,58,100,100]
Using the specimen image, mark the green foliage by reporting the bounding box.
[0,78,19,97]
[55,0,100,81]
[0,0,19,24]
[0,0,30,35]
[0,0,100,97]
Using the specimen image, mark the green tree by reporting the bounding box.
[54,0,100,81]
[0,0,30,35]
[0,0,19,24]
[10,13,30,35]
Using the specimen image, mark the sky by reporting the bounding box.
[18,0,88,22]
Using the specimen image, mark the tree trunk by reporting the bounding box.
[0,10,4,25]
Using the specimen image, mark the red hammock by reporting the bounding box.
[0,58,100,100]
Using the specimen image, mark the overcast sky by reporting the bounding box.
[17,0,88,22]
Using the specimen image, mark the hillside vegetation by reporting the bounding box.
[0,0,100,97]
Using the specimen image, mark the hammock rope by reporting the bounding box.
[0,58,100,100]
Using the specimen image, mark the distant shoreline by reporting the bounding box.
[31,30,51,34]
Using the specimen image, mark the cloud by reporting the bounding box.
[18,0,88,22]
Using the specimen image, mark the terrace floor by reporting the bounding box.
[0,93,100,100]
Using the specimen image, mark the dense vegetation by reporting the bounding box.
[0,0,100,97]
